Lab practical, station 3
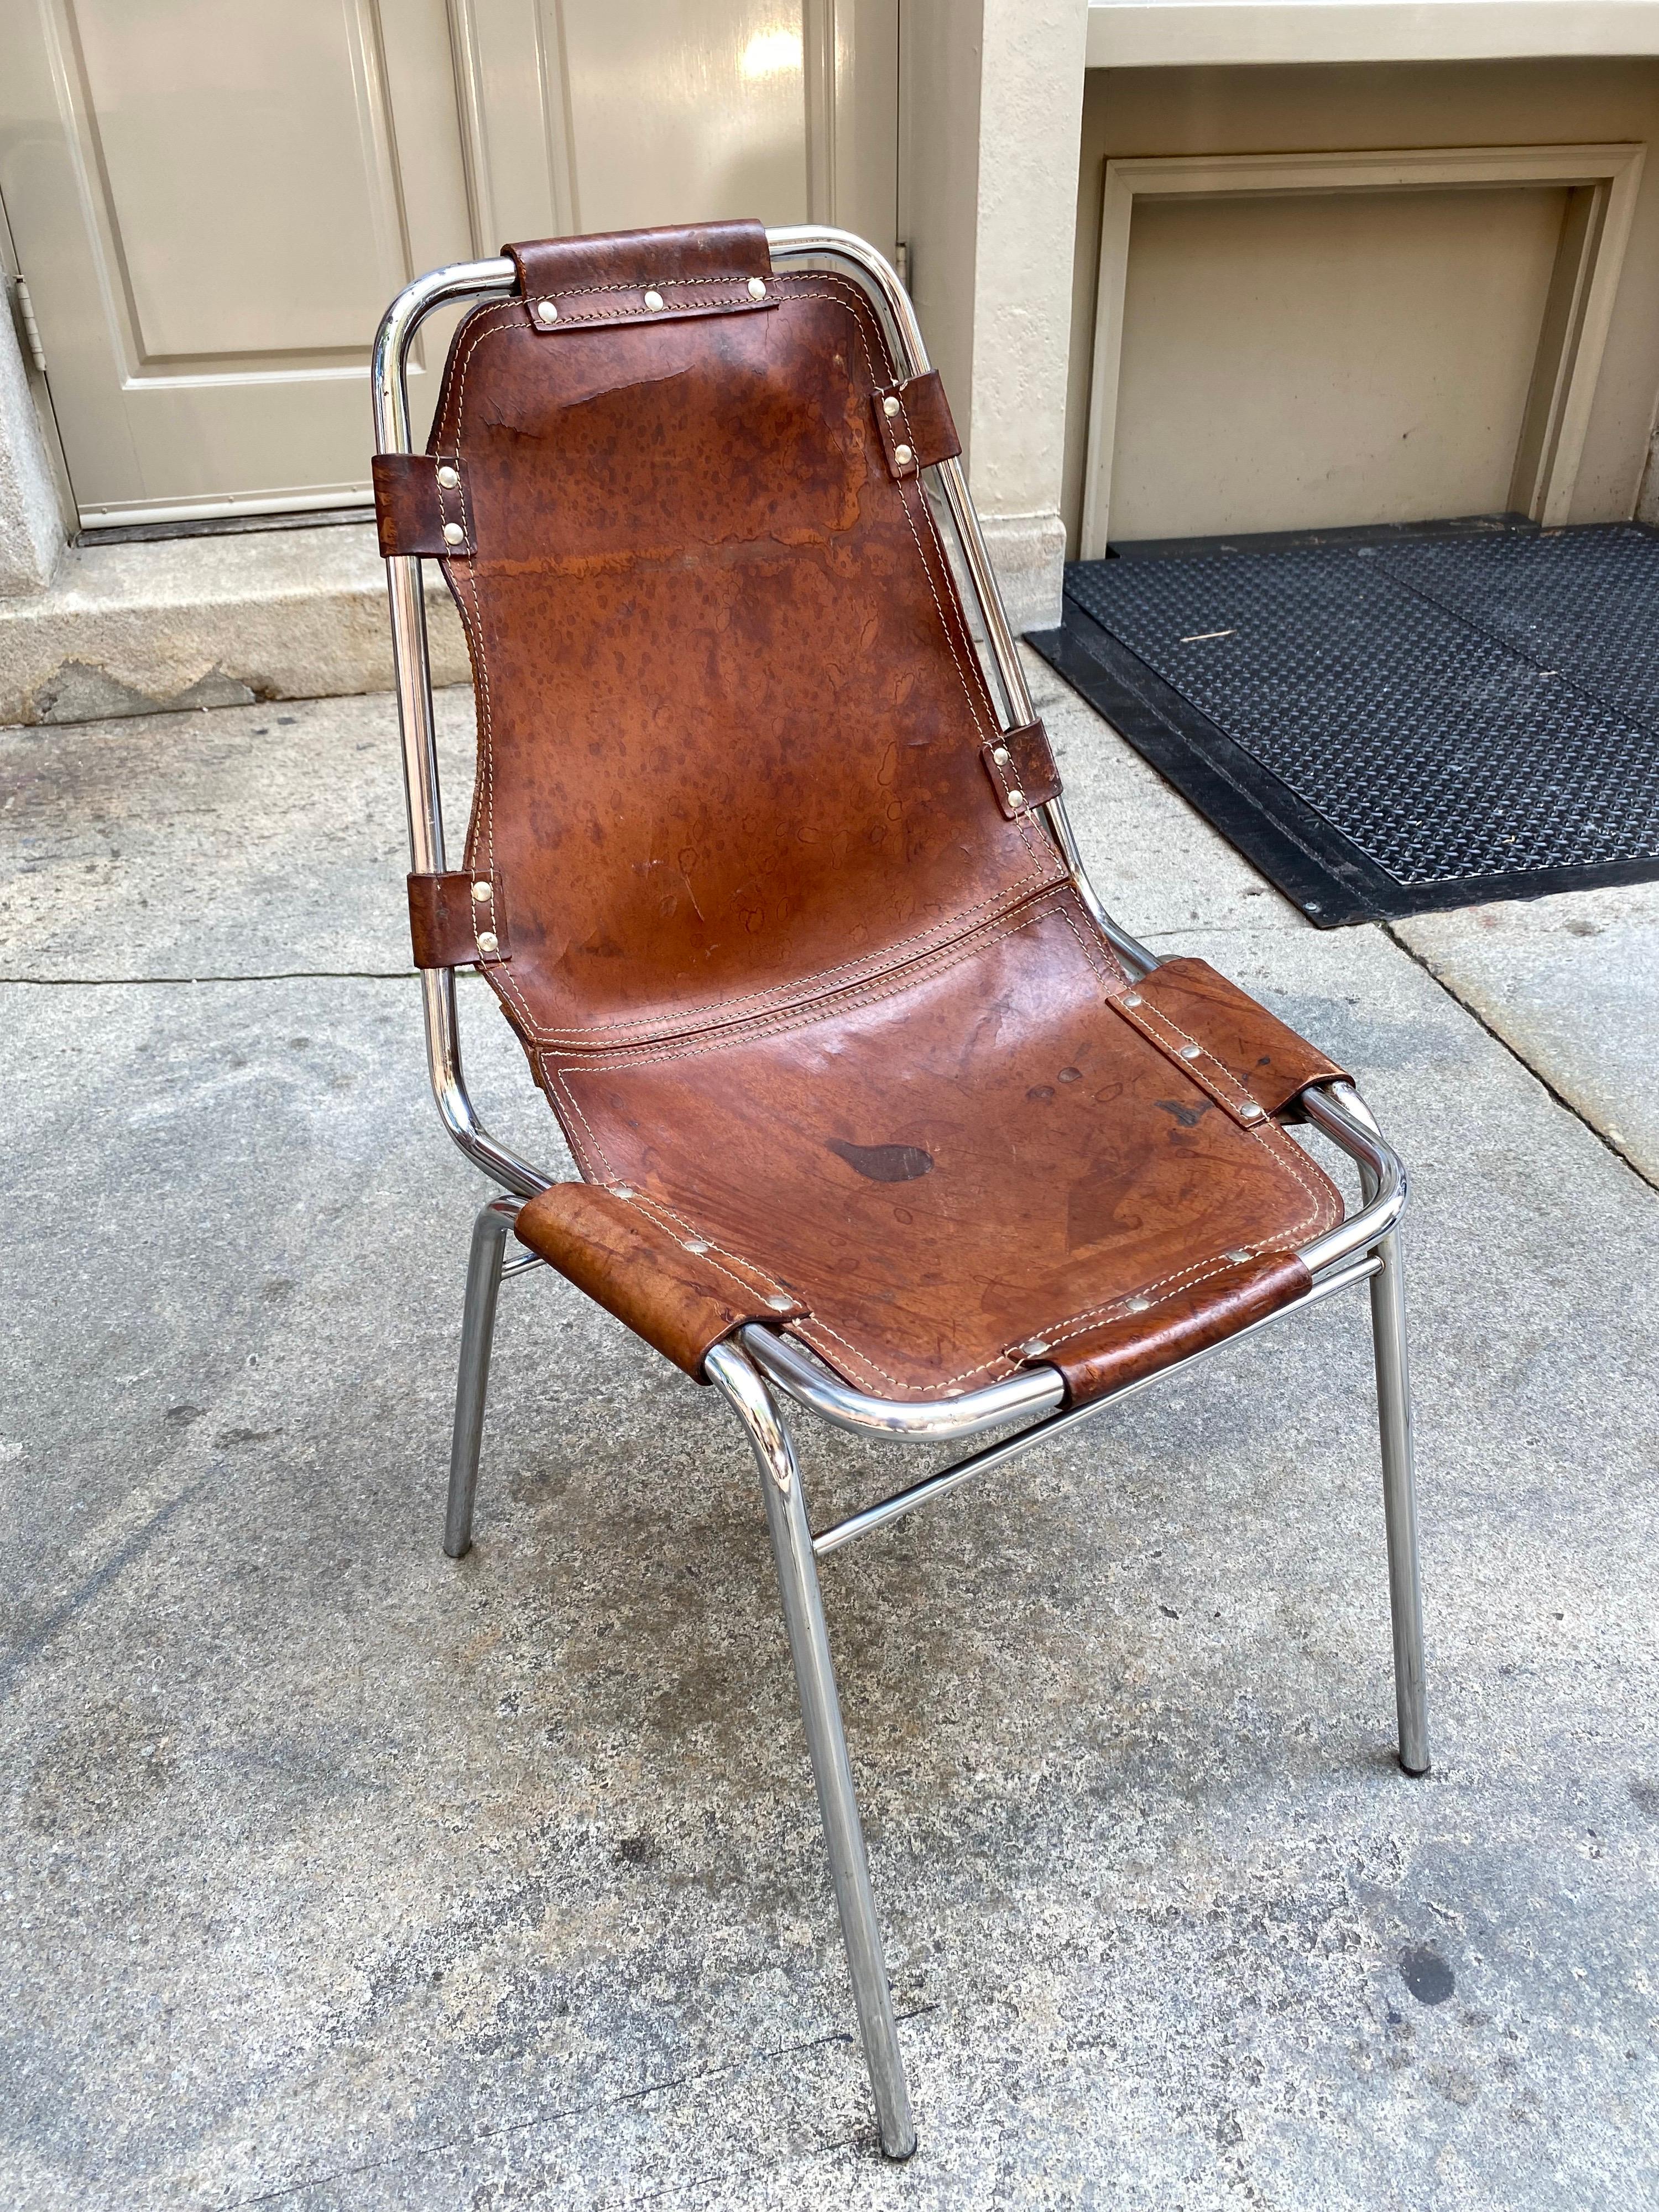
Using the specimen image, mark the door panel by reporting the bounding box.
[0,0,473,521]
[0,0,897,526]
[559,1,812,232]
[74,0,411,359]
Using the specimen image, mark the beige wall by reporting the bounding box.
[899,0,984,459]
[1112,182,1570,540]
[903,0,1089,626]
[1063,59,1659,550]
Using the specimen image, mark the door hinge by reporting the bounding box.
[12,275,48,376]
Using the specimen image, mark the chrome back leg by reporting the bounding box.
[445,1196,517,1559]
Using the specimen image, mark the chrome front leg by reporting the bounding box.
[705,1339,917,2159]
[444,1194,518,1559]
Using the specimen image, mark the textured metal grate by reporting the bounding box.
[1063,525,1659,887]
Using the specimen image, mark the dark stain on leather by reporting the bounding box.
[827,1139,935,1182]
[1065,1175,1138,1255]
[1158,1098,1214,1129]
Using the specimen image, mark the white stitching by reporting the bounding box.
[1108,990,1331,1233]
[516,272,764,298]
[520,876,1067,1047]
[440,278,1329,1408]
[541,894,1083,1398]
[431,467,495,964]
[768,276,1040,857]
[794,1311,1019,1395]
[1054,898,1120,990]
[1015,1252,1276,1360]
[623,1190,802,1309]
[546,891,1075,1077]
[525,291,770,328]
[445,303,542,1035]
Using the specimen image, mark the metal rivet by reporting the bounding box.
[1178,1043,1202,1061]
[1006,788,1024,809]
[684,1239,710,1256]
[1122,992,1143,1007]
[894,444,913,467]
[1021,1338,1050,1358]
[643,288,665,311]
[475,929,498,956]
[436,463,460,488]
[442,520,465,546]
[1239,1102,1265,1121]
[613,1184,635,1199]
[747,276,767,301]
[883,394,901,418]
[471,879,492,902]
[1125,1295,1151,1313]
[765,1293,794,1312]
[1225,1248,1253,1264]
[992,744,1010,765]
[536,299,558,324]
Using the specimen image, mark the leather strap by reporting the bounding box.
[407,873,510,967]
[372,453,471,559]
[980,719,1061,817]
[513,1183,808,1379]
[1126,958,1349,1118]
[505,220,775,335]
[870,371,961,478]
[1026,1250,1313,1407]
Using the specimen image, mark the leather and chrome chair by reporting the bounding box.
[371,223,1428,2160]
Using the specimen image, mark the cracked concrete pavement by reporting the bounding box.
[2,657,1656,2208]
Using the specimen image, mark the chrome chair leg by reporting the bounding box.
[1370,1226,1430,1774]
[444,1195,517,1559]
[705,1340,917,2161]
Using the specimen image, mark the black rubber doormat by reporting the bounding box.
[1027,521,1659,925]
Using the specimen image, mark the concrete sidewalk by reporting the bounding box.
[2,666,1656,2209]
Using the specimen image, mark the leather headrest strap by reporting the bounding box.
[504,221,774,334]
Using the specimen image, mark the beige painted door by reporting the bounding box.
[0,0,896,527]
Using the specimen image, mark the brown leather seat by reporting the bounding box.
[377,220,1347,1408]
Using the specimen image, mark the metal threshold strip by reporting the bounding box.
[789,1253,1381,1558]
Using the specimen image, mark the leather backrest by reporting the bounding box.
[421,221,1065,1050]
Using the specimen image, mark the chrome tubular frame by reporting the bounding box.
[375,229,1429,2162]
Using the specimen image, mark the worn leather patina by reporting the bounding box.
[1123,957,1348,1119]
[980,718,1061,818]
[870,370,959,477]
[514,1182,808,1376]
[371,453,471,558]
[393,219,1347,1400]
[1030,1249,1314,1405]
